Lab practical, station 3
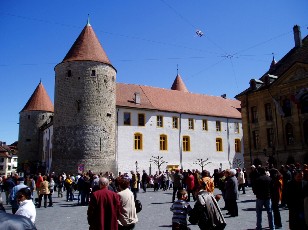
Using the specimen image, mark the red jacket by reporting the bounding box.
[87,187,121,230]
[186,174,195,191]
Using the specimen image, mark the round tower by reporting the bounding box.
[52,20,117,174]
[18,81,54,173]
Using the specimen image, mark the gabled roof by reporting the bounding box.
[21,82,54,113]
[62,22,113,68]
[116,83,241,119]
[171,74,189,92]
[236,34,308,98]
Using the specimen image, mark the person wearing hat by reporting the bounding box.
[10,176,28,214]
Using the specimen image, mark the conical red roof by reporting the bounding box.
[171,74,189,92]
[21,82,54,112]
[62,23,112,65]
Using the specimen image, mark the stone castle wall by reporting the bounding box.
[52,61,117,174]
[18,111,53,165]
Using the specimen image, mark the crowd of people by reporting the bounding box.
[0,162,308,229]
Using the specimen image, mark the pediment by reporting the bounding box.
[274,63,308,86]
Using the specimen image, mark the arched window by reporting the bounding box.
[134,133,143,150]
[216,138,223,152]
[235,139,241,152]
[160,134,168,151]
[183,136,190,152]
[285,123,294,145]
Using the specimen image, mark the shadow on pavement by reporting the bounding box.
[239,199,255,203]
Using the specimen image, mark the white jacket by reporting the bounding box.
[15,199,36,224]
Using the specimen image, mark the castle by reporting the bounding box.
[18,21,243,175]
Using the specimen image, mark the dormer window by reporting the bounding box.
[91,70,96,76]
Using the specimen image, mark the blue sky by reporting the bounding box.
[0,0,307,144]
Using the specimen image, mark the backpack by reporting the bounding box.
[135,199,142,213]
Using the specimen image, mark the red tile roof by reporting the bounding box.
[116,83,241,119]
[171,74,189,92]
[21,82,54,113]
[62,23,114,68]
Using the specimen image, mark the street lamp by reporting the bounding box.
[135,161,138,172]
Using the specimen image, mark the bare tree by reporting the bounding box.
[150,155,168,171]
[193,158,212,171]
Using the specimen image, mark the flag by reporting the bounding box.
[273,98,285,117]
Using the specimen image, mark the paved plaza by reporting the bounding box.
[1,187,289,230]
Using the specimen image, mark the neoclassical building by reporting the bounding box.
[236,25,308,167]
[18,21,243,175]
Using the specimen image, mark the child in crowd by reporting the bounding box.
[170,189,192,230]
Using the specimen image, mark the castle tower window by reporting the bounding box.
[28,115,31,119]
[67,70,72,77]
[216,138,223,151]
[91,70,96,76]
[134,133,143,150]
[188,118,194,130]
[183,136,190,152]
[172,117,179,129]
[202,119,208,131]
[235,139,241,152]
[160,134,168,151]
[216,121,221,131]
[157,115,163,127]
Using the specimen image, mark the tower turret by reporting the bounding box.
[18,81,54,172]
[52,21,117,174]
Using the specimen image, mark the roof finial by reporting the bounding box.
[40,78,42,83]
[87,14,91,26]
[270,52,277,69]
[177,64,179,75]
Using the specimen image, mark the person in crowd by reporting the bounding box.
[249,165,259,192]
[87,177,121,230]
[218,170,227,210]
[0,198,37,230]
[38,175,50,208]
[48,177,55,207]
[35,173,43,198]
[130,171,138,200]
[189,183,226,230]
[286,169,308,229]
[224,169,238,217]
[269,168,283,229]
[153,171,160,192]
[201,170,215,194]
[253,167,274,230]
[165,170,171,190]
[160,171,167,191]
[237,168,246,194]
[15,187,36,224]
[25,175,36,199]
[185,169,195,202]
[280,165,291,208]
[117,178,138,230]
[57,175,64,198]
[170,189,192,230]
[64,175,74,201]
[172,169,183,203]
[141,170,149,192]
[3,175,15,205]
[10,177,28,214]
[212,169,220,188]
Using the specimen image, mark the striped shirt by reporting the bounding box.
[170,199,192,225]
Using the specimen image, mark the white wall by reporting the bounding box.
[117,108,244,175]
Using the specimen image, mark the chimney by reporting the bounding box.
[134,92,141,104]
[293,25,302,47]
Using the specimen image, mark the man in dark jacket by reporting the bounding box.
[253,167,274,230]
[172,169,183,202]
[141,170,149,192]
